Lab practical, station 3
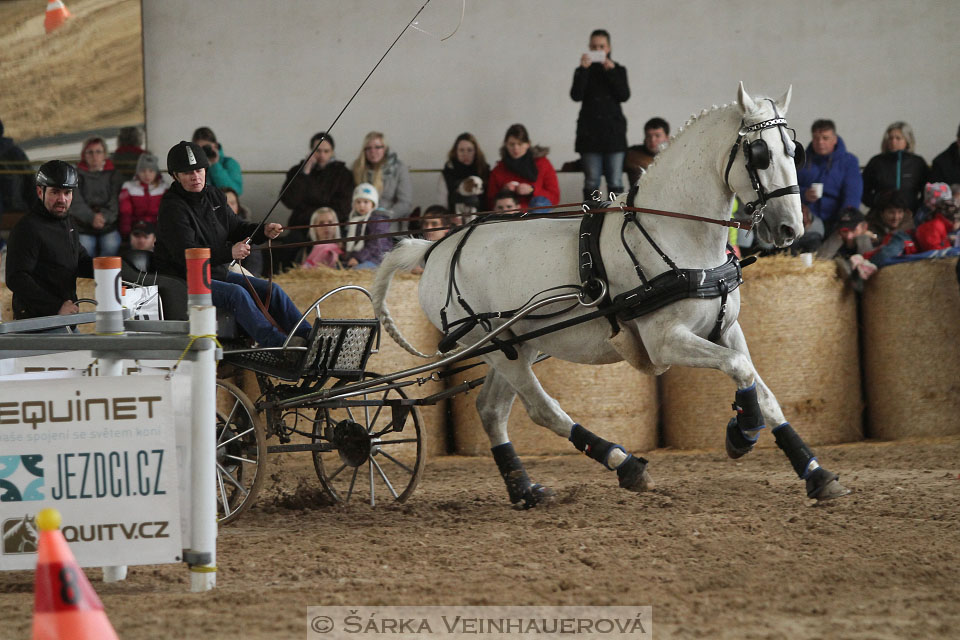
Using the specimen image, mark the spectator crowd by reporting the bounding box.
[2,27,959,334]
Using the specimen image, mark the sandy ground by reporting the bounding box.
[0,0,143,141]
[1,435,958,639]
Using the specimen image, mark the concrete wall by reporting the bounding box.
[142,0,960,221]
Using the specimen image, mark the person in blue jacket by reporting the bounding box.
[191,126,243,194]
[796,119,863,234]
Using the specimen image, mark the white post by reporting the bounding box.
[186,248,217,591]
[93,257,128,583]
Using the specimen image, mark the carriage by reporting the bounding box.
[211,277,607,524]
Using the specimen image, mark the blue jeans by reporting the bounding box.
[580,152,626,201]
[870,231,911,268]
[210,272,310,347]
[79,230,122,257]
[527,195,554,214]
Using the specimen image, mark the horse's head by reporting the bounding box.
[726,83,804,247]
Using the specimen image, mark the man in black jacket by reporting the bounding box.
[5,160,94,321]
[154,141,308,347]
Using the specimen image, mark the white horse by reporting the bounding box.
[373,83,850,507]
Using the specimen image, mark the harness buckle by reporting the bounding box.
[580,251,593,270]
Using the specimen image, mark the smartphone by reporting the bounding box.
[587,49,606,63]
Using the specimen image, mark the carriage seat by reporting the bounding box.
[220,318,379,382]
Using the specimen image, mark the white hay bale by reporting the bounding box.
[862,259,960,439]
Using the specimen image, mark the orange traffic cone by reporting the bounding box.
[44,0,72,34]
[32,509,119,640]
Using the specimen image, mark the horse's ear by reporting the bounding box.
[737,81,757,115]
[776,85,793,115]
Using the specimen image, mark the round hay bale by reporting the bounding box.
[274,267,448,458]
[449,357,658,456]
[0,284,11,324]
[662,255,862,450]
[862,258,960,439]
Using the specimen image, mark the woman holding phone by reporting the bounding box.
[570,29,630,202]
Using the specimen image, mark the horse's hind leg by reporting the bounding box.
[721,323,851,501]
[475,362,555,509]
[481,347,653,500]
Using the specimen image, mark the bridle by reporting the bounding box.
[724,98,805,223]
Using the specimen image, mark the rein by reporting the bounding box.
[266,201,755,254]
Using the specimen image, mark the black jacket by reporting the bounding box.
[153,182,268,281]
[0,135,34,214]
[5,198,93,319]
[570,61,630,153]
[280,160,355,226]
[861,150,929,211]
[930,141,960,185]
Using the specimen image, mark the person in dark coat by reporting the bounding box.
[280,131,354,228]
[570,29,630,201]
[438,132,490,219]
[861,121,929,212]
[154,141,308,347]
[275,131,354,270]
[0,117,36,235]
[5,160,94,321]
[624,117,669,188]
[930,122,960,185]
[110,125,145,183]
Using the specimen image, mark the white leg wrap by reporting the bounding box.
[606,448,629,470]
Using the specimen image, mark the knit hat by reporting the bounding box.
[836,207,865,229]
[352,182,379,207]
[135,152,160,175]
[923,182,951,210]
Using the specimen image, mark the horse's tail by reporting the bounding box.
[372,239,437,359]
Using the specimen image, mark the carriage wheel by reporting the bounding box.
[216,380,267,525]
[312,373,425,506]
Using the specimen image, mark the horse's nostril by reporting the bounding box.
[780,224,796,241]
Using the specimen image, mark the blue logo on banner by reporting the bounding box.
[0,455,45,502]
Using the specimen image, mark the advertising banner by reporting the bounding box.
[0,375,181,570]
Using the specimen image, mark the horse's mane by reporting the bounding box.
[640,102,732,180]
[639,98,775,182]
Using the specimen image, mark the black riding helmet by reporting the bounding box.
[36,160,79,189]
[166,140,210,175]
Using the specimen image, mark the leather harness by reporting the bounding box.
[432,204,743,359]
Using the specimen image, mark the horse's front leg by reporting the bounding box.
[721,322,851,501]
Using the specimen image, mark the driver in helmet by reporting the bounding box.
[5,160,94,321]
[153,141,309,347]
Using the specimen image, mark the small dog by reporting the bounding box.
[457,175,484,197]
[455,175,484,223]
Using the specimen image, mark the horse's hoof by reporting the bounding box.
[516,484,556,510]
[806,467,852,501]
[725,417,756,459]
[617,456,654,492]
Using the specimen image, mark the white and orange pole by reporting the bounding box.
[186,248,217,591]
[92,256,128,583]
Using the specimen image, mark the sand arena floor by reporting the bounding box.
[1,436,958,639]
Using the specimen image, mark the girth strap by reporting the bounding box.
[613,253,743,324]
[578,205,619,333]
